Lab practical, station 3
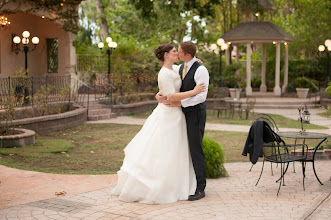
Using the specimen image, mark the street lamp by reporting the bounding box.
[318,39,331,83]
[211,38,228,87]
[98,37,117,83]
[13,31,39,74]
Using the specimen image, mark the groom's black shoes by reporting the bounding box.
[188,191,205,201]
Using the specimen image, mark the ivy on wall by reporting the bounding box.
[0,0,82,33]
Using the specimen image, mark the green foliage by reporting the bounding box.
[0,68,28,135]
[195,49,219,87]
[251,76,261,88]
[202,135,228,178]
[222,64,241,88]
[293,76,310,88]
[272,0,331,59]
[325,82,331,95]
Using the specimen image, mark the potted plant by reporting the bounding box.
[222,64,242,99]
[294,76,310,99]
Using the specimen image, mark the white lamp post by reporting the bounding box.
[98,37,117,83]
[13,30,39,74]
[318,39,331,83]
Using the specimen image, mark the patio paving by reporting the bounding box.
[0,161,330,219]
[0,104,330,219]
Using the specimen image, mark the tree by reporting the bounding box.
[95,0,110,41]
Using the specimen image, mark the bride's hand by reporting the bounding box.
[156,93,167,103]
[193,83,206,94]
[196,58,203,64]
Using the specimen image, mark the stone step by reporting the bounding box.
[87,114,112,121]
[88,109,111,116]
[88,105,110,110]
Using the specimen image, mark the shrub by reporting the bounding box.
[251,76,261,88]
[202,135,228,178]
[293,76,310,88]
[222,64,241,88]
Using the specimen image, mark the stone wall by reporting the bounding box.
[0,107,87,134]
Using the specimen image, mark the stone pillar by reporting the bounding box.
[66,32,78,80]
[225,46,230,66]
[235,45,240,75]
[274,42,281,96]
[282,43,289,93]
[260,44,267,92]
[246,42,252,96]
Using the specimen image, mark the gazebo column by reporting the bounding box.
[282,43,289,92]
[225,46,230,66]
[246,42,252,96]
[235,44,240,74]
[260,44,267,92]
[274,42,281,96]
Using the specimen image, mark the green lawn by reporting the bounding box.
[0,109,329,174]
[133,109,328,130]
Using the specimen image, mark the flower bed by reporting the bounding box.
[0,104,87,134]
[0,128,35,147]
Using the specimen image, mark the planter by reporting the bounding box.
[0,128,35,148]
[296,88,309,99]
[0,105,87,134]
[229,88,242,99]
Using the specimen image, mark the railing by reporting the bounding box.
[0,76,114,114]
[70,78,114,111]
[0,76,71,109]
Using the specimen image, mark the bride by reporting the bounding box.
[111,44,205,204]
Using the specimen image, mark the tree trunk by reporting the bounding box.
[95,0,109,41]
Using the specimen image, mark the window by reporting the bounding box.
[47,38,58,73]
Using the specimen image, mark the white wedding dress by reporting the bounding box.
[112,67,196,204]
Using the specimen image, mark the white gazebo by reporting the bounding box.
[221,0,294,96]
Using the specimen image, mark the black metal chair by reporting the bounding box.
[249,113,279,174]
[250,114,308,195]
[213,89,230,118]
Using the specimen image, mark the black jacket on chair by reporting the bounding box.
[242,120,281,164]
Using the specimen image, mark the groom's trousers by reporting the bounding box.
[185,109,207,192]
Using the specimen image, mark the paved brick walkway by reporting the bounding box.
[0,105,330,219]
[0,161,330,219]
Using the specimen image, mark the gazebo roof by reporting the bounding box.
[221,21,294,44]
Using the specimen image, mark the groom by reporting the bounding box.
[157,41,209,201]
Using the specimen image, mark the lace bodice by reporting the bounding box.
[158,67,181,97]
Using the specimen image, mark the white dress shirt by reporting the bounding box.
[180,57,209,108]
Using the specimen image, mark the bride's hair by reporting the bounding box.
[154,44,174,62]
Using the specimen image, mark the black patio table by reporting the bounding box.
[225,99,243,119]
[277,131,330,185]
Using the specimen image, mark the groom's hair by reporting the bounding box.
[179,41,196,57]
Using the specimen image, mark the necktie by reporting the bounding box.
[182,64,187,80]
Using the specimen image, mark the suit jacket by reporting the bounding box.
[242,120,281,164]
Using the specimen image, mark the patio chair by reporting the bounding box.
[213,89,230,118]
[244,114,307,195]
[241,96,256,119]
[255,129,308,195]
[249,113,279,173]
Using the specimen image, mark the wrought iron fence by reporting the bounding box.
[0,75,114,112]
[70,78,114,110]
[0,76,71,109]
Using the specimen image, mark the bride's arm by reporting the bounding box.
[168,83,206,102]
